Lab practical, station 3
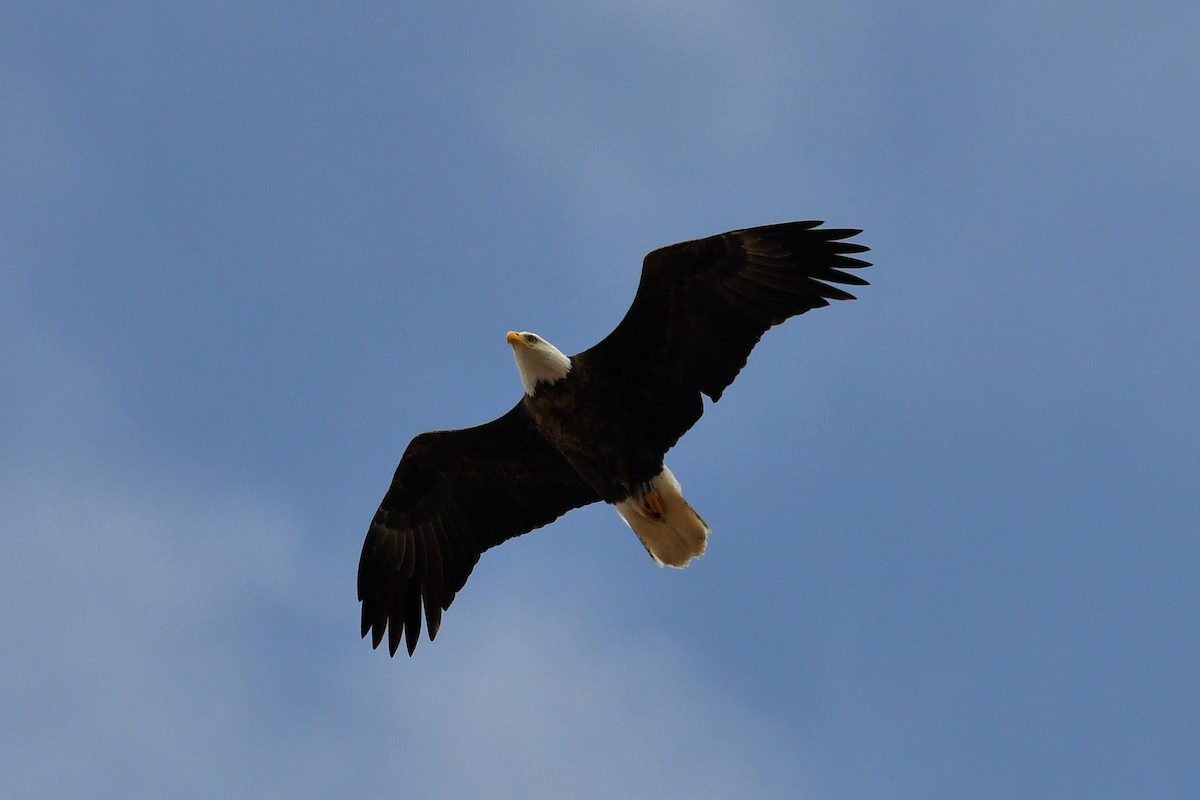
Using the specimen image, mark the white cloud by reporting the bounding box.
[345,551,825,797]
[469,0,839,229]
[355,597,810,799]
[1,463,813,798]
[0,302,812,799]
[0,460,305,793]
[0,306,307,794]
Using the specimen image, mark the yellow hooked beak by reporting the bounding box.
[506,330,524,347]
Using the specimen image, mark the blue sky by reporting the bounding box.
[3,1,1197,797]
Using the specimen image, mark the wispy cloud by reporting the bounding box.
[371,601,808,799]
[0,307,809,798]
[469,1,849,230]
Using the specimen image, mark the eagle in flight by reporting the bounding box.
[358,220,871,655]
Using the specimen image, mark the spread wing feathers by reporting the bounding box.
[580,221,870,454]
[357,402,600,656]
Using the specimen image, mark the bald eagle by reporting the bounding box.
[358,220,871,656]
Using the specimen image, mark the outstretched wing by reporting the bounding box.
[578,220,870,455]
[358,402,600,656]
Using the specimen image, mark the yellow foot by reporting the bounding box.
[642,487,665,520]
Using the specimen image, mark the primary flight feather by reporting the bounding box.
[358,220,871,656]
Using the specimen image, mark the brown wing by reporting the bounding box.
[577,220,870,455]
[357,402,600,656]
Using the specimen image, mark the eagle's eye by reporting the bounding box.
[524,334,538,344]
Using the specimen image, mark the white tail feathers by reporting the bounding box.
[615,466,709,568]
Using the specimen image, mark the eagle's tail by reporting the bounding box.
[615,465,709,568]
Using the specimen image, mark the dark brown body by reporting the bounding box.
[522,356,665,504]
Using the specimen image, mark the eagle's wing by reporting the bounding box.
[358,402,600,656]
[578,221,870,455]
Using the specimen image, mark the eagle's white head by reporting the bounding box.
[506,330,572,395]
